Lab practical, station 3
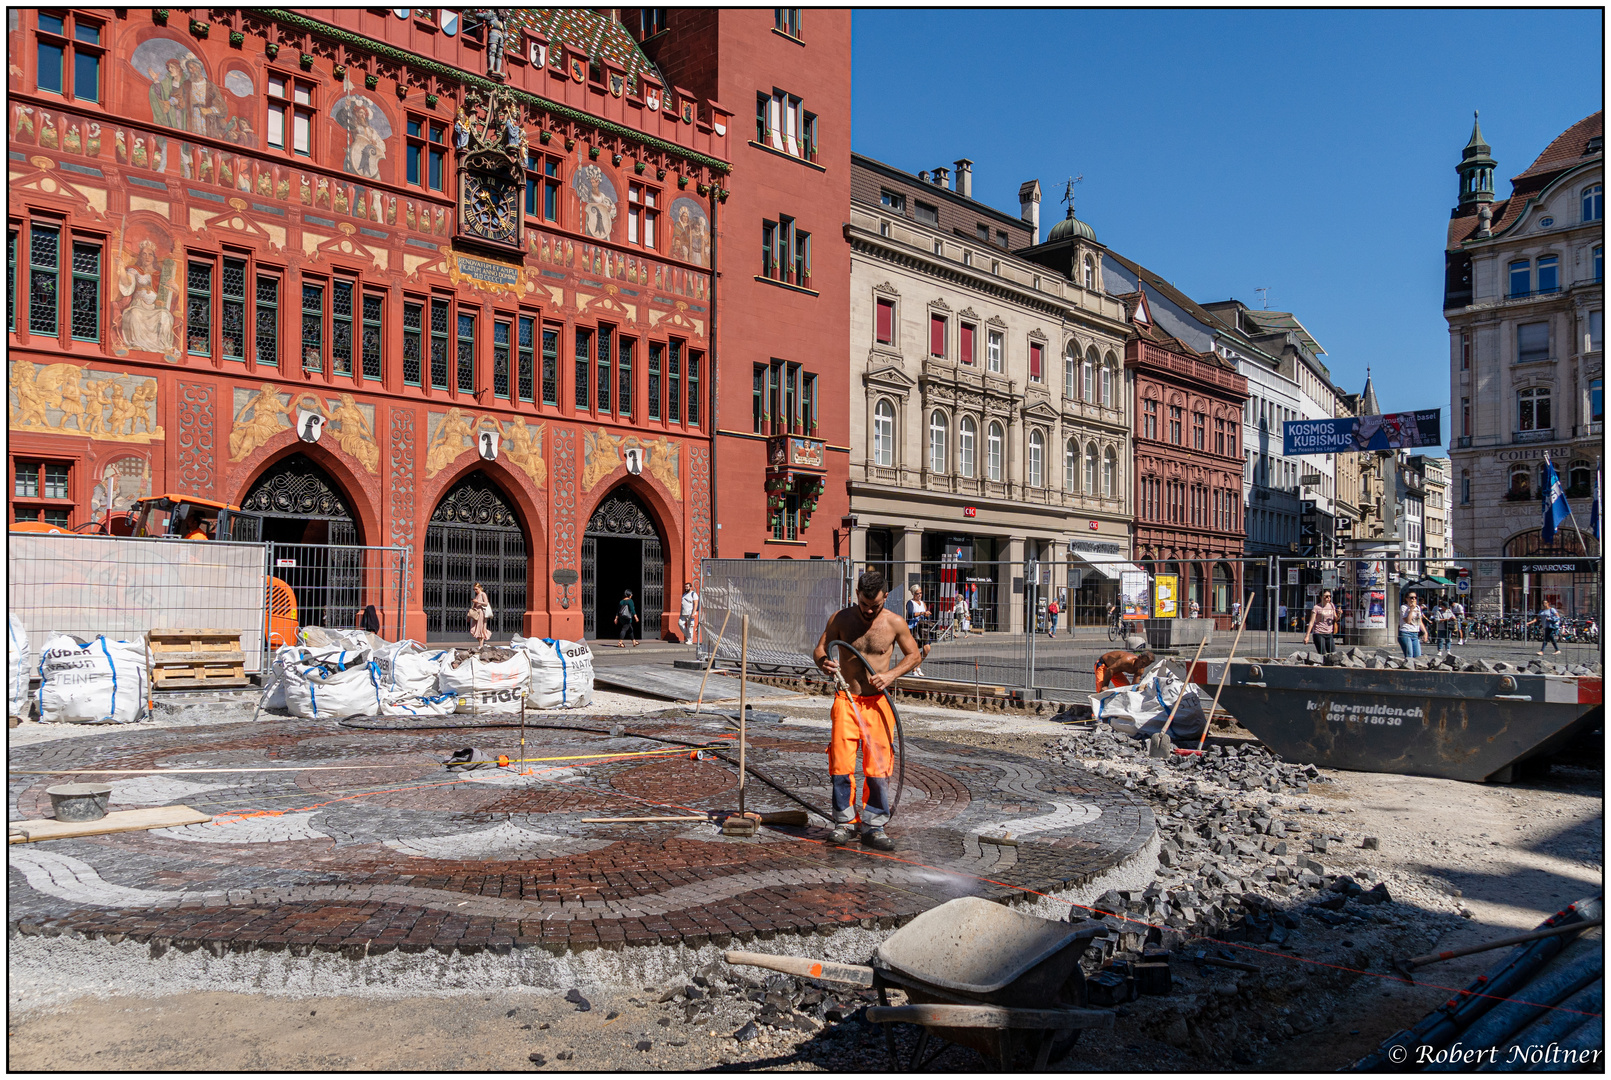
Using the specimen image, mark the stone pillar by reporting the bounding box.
[895,526,924,605]
[1006,535,1027,635]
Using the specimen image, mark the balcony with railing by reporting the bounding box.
[1513,428,1556,444]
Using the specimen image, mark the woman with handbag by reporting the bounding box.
[614,589,640,648]
[467,582,492,647]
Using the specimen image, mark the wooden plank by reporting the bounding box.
[151,650,247,664]
[147,677,251,689]
[8,804,212,844]
[152,663,245,678]
[148,629,240,638]
[864,1004,1114,1030]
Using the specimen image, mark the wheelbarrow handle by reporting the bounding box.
[865,1003,1116,1031]
[723,950,874,988]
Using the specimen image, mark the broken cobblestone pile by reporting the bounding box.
[1047,725,1467,967]
[1263,646,1601,676]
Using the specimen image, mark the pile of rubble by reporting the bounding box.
[1047,725,1468,960]
[1265,646,1600,676]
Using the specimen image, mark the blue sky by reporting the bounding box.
[851,8,1603,454]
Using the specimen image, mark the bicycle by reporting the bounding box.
[1106,617,1121,643]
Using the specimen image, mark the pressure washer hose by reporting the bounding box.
[826,639,908,823]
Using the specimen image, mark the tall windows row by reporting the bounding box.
[876,399,1121,496]
[11,220,102,344]
[1064,346,1120,406]
[761,215,811,287]
[752,359,819,436]
[1142,395,1238,451]
[756,88,819,163]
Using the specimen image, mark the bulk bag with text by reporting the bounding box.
[37,634,150,724]
[513,636,595,709]
[438,648,531,714]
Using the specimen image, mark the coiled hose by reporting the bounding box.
[827,639,907,823]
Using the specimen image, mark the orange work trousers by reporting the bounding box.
[828,692,895,827]
[1094,663,1133,692]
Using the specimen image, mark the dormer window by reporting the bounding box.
[1584,184,1603,223]
[1083,254,1095,290]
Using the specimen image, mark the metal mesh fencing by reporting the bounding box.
[697,558,851,672]
[266,542,410,649]
[8,534,269,672]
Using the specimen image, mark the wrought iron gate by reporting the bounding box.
[264,540,408,655]
[582,488,664,640]
[423,475,529,640]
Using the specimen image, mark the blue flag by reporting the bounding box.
[1540,456,1570,544]
[1592,467,1601,541]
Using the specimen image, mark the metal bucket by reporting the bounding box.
[46,783,113,822]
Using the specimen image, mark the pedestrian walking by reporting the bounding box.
[1278,601,1288,635]
[953,590,972,634]
[678,581,700,645]
[1398,593,1427,659]
[1529,600,1564,655]
[1187,597,1200,619]
[1304,589,1338,655]
[1046,598,1059,639]
[467,582,492,647]
[1231,599,1242,625]
[614,588,640,648]
[905,586,928,675]
[1452,598,1466,645]
[1435,600,1455,652]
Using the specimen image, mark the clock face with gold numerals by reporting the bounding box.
[461,170,520,248]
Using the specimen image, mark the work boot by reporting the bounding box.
[827,824,855,845]
[860,827,895,851]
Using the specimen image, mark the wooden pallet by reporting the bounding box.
[149,629,250,689]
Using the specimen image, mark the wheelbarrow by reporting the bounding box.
[725,895,1112,1070]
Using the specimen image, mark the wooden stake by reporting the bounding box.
[1196,592,1254,752]
[693,604,734,715]
[738,614,749,815]
[582,816,710,823]
[1158,628,1213,738]
[519,688,528,774]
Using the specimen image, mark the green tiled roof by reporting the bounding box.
[1241,309,1326,356]
[509,9,664,93]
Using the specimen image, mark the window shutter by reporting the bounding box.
[876,299,893,344]
[960,323,974,364]
[930,314,945,357]
[1030,342,1043,381]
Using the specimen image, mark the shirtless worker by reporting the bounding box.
[812,568,928,851]
[1095,648,1155,691]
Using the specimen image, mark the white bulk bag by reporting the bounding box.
[9,614,31,720]
[375,639,450,699]
[1090,660,1205,739]
[281,645,383,720]
[381,689,460,716]
[299,627,374,651]
[438,649,531,714]
[513,636,595,709]
[258,645,307,712]
[36,634,150,724]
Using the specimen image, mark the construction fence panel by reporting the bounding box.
[697,557,851,672]
[266,542,410,650]
[8,533,269,673]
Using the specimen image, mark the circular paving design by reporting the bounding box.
[7,712,1154,957]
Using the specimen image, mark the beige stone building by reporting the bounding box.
[845,155,1133,631]
[1444,112,1602,615]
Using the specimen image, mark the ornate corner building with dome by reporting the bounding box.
[7,8,736,643]
[1443,110,1603,616]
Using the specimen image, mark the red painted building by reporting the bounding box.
[632,8,852,558]
[7,8,733,642]
[1119,290,1249,621]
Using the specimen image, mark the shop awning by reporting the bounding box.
[1425,576,1454,585]
[1070,553,1147,581]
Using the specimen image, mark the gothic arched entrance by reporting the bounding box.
[582,488,664,641]
[423,474,530,641]
[240,453,361,631]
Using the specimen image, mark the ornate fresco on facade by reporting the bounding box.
[581,428,681,499]
[89,455,153,518]
[130,35,256,146]
[571,161,618,241]
[668,197,711,268]
[227,385,378,472]
[9,363,164,443]
[331,93,391,181]
[423,409,547,488]
[110,218,181,361]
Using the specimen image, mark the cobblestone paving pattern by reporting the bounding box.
[8,711,1152,957]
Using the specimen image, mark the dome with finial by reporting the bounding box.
[1048,205,1096,243]
[1048,175,1096,242]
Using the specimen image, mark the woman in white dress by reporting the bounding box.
[117,242,176,354]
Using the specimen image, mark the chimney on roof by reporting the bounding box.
[933,167,950,190]
[1018,179,1042,244]
[954,159,973,198]
[918,170,931,184]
